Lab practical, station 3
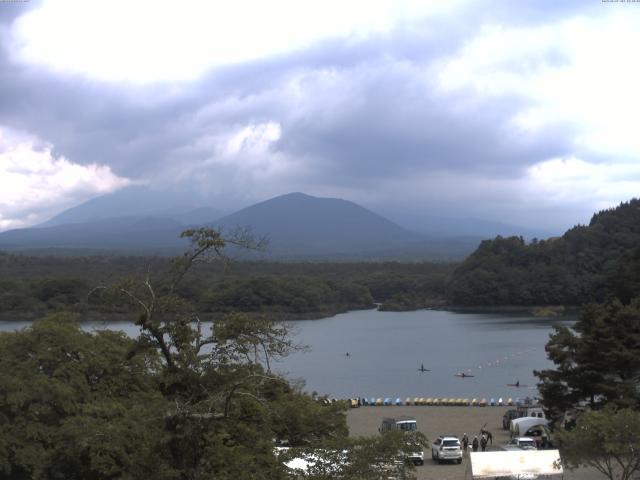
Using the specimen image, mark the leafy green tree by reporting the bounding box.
[0,313,170,480]
[93,227,356,479]
[536,297,640,423]
[556,407,640,480]
[608,246,640,304]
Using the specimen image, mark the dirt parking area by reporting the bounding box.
[347,405,602,480]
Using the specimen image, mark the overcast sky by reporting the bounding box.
[1,0,639,232]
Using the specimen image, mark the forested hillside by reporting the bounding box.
[0,254,453,319]
[448,199,640,306]
[3,199,639,316]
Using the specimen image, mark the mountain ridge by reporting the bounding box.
[1,191,493,259]
[213,192,422,254]
[39,186,224,228]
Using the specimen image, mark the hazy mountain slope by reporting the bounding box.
[39,186,215,227]
[386,213,556,239]
[0,217,187,252]
[1,191,482,259]
[214,192,422,255]
[177,207,224,226]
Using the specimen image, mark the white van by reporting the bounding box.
[517,406,546,420]
[379,416,424,465]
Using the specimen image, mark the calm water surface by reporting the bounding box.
[274,309,573,401]
[0,309,573,401]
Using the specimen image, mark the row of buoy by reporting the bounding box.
[348,397,536,407]
[459,347,538,374]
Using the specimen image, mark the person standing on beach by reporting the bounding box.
[480,434,487,452]
[481,427,493,445]
[472,436,479,452]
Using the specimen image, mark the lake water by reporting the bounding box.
[274,309,573,401]
[0,308,573,401]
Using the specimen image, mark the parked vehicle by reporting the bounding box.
[504,437,538,450]
[517,406,546,420]
[431,435,463,464]
[380,416,418,433]
[504,406,546,430]
[510,418,552,448]
[379,416,424,465]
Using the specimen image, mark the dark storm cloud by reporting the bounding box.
[274,64,573,185]
[0,0,590,203]
[0,46,195,178]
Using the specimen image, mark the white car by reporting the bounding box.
[505,437,538,450]
[431,436,463,464]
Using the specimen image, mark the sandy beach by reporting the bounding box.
[347,405,601,480]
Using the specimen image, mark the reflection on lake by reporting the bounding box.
[0,308,573,401]
[274,309,574,400]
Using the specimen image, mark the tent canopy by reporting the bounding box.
[469,450,563,478]
[510,416,549,434]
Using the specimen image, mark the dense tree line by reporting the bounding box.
[0,254,454,319]
[448,199,640,306]
[201,276,373,317]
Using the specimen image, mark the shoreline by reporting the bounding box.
[0,303,579,323]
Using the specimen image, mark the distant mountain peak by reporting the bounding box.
[280,192,314,199]
[0,190,484,260]
[254,192,342,205]
[211,192,423,256]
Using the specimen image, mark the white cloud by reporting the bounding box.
[3,1,638,232]
[341,162,632,232]
[527,156,640,211]
[437,12,640,160]
[172,120,282,167]
[9,0,462,84]
[224,121,281,157]
[162,120,304,205]
[0,127,131,230]
[428,10,640,227]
